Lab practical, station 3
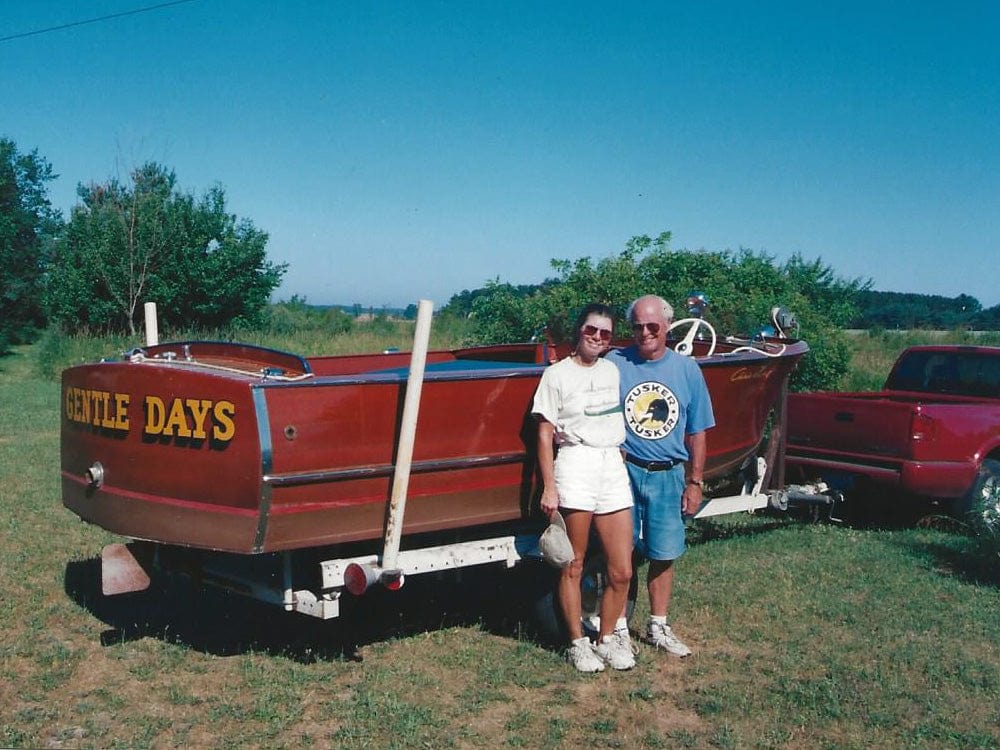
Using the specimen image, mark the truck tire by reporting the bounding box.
[528,553,637,644]
[954,458,1000,534]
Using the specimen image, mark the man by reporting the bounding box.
[606,294,715,656]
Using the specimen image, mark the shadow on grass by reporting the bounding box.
[888,527,1000,589]
[683,487,929,548]
[790,488,1000,586]
[64,556,548,663]
[688,514,798,546]
[820,488,940,531]
[70,503,988,662]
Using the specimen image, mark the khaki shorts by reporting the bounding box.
[554,444,633,514]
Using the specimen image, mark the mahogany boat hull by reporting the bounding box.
[61,338,807,553]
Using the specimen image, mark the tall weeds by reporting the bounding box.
[843,328,1000,392]
[33,313,476,381]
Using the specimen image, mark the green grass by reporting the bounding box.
[2,334,999,748]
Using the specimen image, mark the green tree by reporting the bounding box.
[0,138,63,350]
[46,162,286,334]
[442,283,544,318]
[467,232,869,391]
[972,303,1000,330]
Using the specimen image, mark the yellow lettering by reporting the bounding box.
[185,399,212,439]
[100,391,115,429]
[80,389,91,425]
[144,396,166,435]
[64,387,129,431]
[212,401,236,442]
[163,399,192,437]
[114,393,130,430]
[91,390,101,426]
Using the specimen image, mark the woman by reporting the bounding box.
[532,303,635,672]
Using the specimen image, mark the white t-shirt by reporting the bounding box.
[531,356,625,448]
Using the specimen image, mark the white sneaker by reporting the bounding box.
[643,621,692,657]
[614,625,639,657]
[595,630,636,670]
[567,637,605,673]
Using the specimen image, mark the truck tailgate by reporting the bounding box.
[787,392,918,458]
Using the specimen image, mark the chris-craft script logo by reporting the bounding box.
[623,382,679,439]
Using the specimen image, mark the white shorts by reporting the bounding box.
[554,444,633,514]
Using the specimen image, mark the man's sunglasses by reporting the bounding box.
[631,322,662,335]
[581,324,613,342]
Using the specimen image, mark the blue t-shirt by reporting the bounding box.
[607,345,715,462]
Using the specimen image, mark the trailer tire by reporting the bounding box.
[954,458,1000,534]
[528,553,637,645]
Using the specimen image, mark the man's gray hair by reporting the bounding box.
[626,295,674,323]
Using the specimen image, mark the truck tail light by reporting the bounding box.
[911,412,936,442]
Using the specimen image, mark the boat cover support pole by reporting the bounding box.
[382,299,434,574]
[144,302,159,347]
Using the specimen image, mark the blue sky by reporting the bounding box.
[3,1,999,309]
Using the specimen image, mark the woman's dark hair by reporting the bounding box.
[570,302,615,348]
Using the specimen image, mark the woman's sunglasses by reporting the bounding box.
[631,322,662,335]
[581,324,613,342]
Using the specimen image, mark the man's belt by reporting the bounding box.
[624,454,682,472]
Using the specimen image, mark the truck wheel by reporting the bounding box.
[528,553,637,644]
[954,458,1000,534]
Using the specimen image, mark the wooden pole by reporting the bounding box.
[381,299,434,573]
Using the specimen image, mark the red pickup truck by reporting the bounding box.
[784,345,1000,528]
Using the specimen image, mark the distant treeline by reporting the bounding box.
[328,303,417,319]
[850,291,1000,330]
[441,287,1000,331]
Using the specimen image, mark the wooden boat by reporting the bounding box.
[61,327,808,556]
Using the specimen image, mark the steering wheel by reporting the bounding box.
[668,318,717,357]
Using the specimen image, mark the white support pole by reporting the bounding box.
[382,299,434,572]
[144,302,159,347]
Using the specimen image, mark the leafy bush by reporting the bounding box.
[34,326,135,380]
[467,232,867,391]
[267,296,353,336]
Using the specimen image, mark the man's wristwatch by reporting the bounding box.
[687,478,704,487]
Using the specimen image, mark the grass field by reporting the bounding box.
[2,330,999,749]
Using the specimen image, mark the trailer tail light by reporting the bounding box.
[344,562,380,596]
[911,411,936,442]
[343,563,406,595]
[381,570,405,591]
